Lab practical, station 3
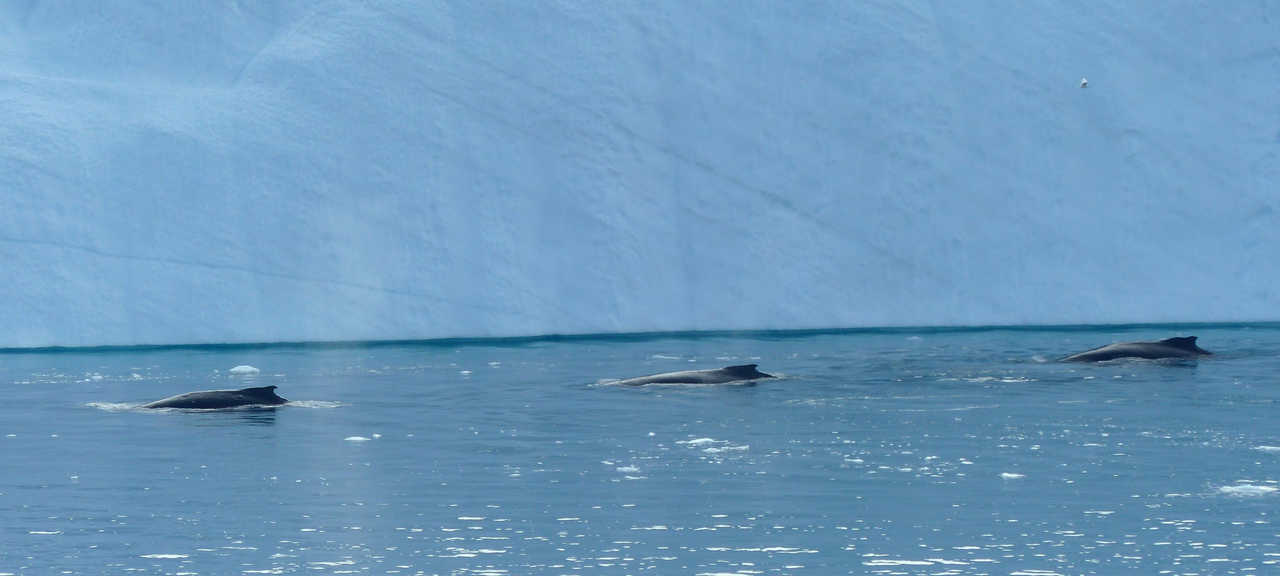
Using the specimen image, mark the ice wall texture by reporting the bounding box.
[2,1,1278,347]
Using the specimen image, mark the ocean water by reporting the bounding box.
[3,325,1279,575]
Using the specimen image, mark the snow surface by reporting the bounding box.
[2,2,1279,347]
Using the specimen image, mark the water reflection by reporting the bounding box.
[184,407,279,426]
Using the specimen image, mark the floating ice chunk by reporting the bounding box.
[229,365,260,375]
[703,445,749,454]
[678,438,719,446]
[1218,484,1277,497]
[344,436,372,442]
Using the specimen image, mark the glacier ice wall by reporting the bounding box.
[2,1,1278,347]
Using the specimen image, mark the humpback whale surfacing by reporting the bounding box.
[143,385,288,409]
[1061,336,1211,363]
[610,364,775,386]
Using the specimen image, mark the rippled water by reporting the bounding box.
[3,325,1279,575]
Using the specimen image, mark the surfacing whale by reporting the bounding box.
[610,364,775,386]
[1061,336,1212,362]
[143,385,288,409]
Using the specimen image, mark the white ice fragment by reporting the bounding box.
[1219,484,1277,497]
[678,438,719,446]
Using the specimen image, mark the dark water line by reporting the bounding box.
[3,321,1278,355]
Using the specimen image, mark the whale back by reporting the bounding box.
[1062,336,1211,362]
[612,364,775,386]
[143,385,288,409]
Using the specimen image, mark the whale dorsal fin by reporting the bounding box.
[721,364,774,378]
[1158,336,1198,349]
[239,385,278,395]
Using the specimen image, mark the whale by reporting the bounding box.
[609,364,775,386]
[1061,336,1212,362]
[143,385,288,409]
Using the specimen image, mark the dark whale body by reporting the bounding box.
[611,364,775,386]
[143,385,288,409]
[1061,336,1211,363]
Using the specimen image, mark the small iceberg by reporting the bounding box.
[229,365,261,375]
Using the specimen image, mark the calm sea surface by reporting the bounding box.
[3,325,1279,575]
